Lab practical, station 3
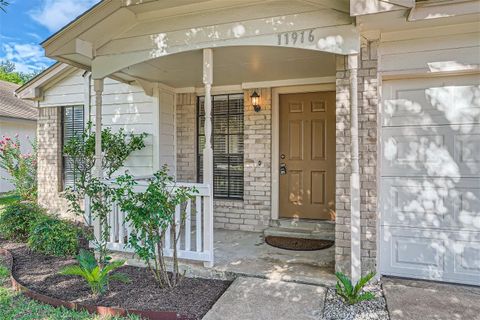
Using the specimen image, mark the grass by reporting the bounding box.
[0,194,139,320]
[0,192,20,208]
[0,263,140,320]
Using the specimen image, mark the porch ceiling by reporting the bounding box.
[42,0,354,81]
[121,46,336,88]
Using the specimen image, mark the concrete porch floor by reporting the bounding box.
[207,229,336,286]
[114,229,337,286]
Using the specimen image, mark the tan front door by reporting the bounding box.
[279,91,336,220]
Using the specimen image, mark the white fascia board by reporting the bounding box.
[408,0,480,21]
[15,63,73,101]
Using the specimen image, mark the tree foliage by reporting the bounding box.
[0,60,41,85]
[0,1,8,13]
[0,135,37,201]
[114,166,198,288]
[62,123,147,266]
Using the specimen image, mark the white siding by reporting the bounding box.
[0,119,36,193]
[158,90,176,173]
[39,70,173,178]
[379,22,480,74]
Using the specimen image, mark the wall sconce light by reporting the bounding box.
[251,91,261,112]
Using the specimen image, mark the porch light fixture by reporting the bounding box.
[251,91,261,112]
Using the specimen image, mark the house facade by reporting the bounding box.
[0,80,37,193]
[17,0,480,286]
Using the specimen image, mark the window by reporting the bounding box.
[62,106,85,189]
[197,94,244,199]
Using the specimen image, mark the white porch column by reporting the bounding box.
[93,78,104,179]
[348,54,361,283]
[93,78,104,241]
[202,48,214,267]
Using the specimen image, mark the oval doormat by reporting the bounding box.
[265,236,334,251]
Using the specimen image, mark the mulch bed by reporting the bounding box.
[265,235,334,251]
[0,241,231,319]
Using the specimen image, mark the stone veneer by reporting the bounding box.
[37,107,70,217]
[175,89,272,232]
[335,39,379,275]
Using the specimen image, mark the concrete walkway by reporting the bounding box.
[203,277,325,320]
[383,277,480,320]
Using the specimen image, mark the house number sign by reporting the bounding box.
[277,29,315,46]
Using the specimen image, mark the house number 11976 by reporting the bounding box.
[277,29,315,46]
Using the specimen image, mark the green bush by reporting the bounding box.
[0,202,46,241]
[28,217,80,257]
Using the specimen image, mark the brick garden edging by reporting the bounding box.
[0,247,193,320]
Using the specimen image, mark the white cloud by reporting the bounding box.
[1,42,53,73]
[29,0,99,33]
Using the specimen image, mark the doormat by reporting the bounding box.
[265,236,334,251]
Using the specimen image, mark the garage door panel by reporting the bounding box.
[382,177,480,230]
[383,75,480,127]
[380,227,480,285]
[381,74,480,286]
[382,125,480,177]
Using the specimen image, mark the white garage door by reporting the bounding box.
[380,74,480,286]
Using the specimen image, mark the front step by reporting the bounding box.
[270,219,335,232]
[266,219,335,241]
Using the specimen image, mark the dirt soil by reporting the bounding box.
[0,241,231,319]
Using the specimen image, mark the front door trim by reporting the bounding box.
[271,82,336,221]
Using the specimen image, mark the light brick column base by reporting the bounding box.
[335,39,379,275]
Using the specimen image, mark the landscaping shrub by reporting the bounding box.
[0,202,46,241]
[0,135,37,201]
[335,271,376,305]
[28,217,80,257]
[60,249,129,295]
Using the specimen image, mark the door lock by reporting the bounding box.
[280,163,287,175]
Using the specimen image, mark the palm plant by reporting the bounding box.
[60,249,129,295]
[335,271,376,305]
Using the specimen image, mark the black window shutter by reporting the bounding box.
[62,106,84,189]
[197,94,244,199]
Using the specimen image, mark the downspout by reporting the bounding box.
[348,54,361,283]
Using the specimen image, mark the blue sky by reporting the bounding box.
[0,0,99,73]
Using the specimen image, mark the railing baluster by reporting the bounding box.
[175,204,181,252]
[109,204,115,243]
[185,199,192,251]
[165,210,171,251]
[196,196,202,252]
[118,209,125,245]
[96,181,212,263]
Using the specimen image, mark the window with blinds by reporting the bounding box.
[62,106,85,189]
[197,94,244,199]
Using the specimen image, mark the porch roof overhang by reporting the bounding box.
[41,0,358,83]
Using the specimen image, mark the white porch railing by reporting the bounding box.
[84,181,214,267]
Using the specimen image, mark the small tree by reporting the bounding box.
[63,122,147,265]
[114,166,197,288]
[0,135,37,201]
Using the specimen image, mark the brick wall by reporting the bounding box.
[175,88,272,232]
[335,39,379,275]
[37,107,70,217]
[175,93,197,182]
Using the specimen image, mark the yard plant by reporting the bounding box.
[0,202,46,241]
[0,135,37,201]
[60,249,129,296]
[27,216,80,257]
[62,123,147,266]
[114,166,198,288]
[335,271,376,305]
